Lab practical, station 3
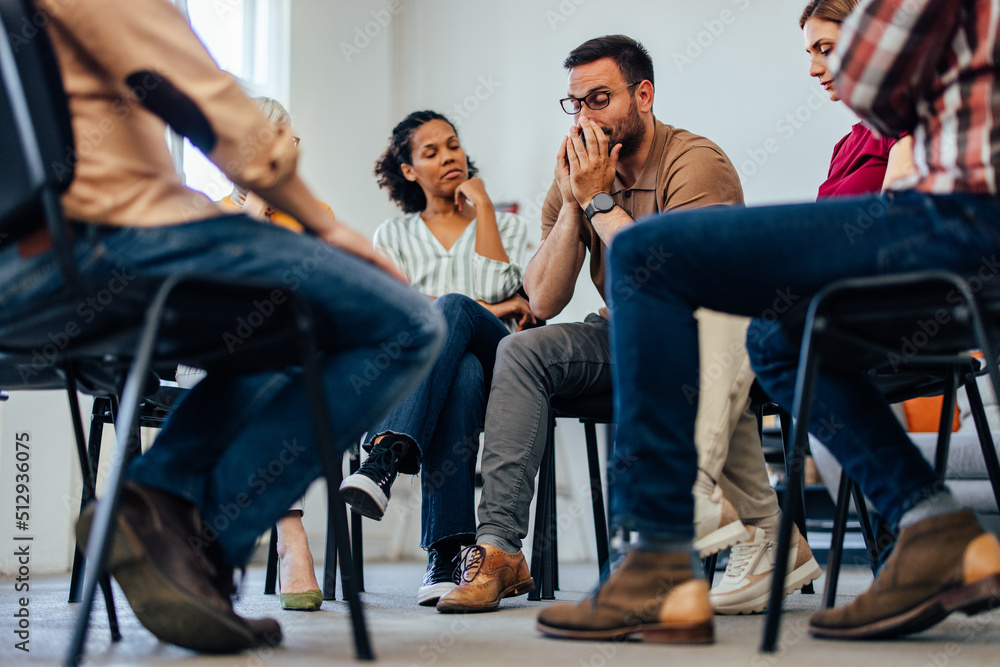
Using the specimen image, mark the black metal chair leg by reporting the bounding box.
[584,421,610,578]
[822,470,853,608]
[97,575,121,642]
[264,527,279,595]
[65,371,124,642]
[350,451,365,592]
[549,442,558,594]
[965,371,1000,510]
[761,334,820,653]
[324,495,340,601]
[529,413,556,601]
[296,304,372,660]
[70,397,109,603]
[850,481,880,575]
[703,552,719,583]
[933,367,959,478]
[540,432,557,599]
[66,279,177,667]
[778,408,814,595]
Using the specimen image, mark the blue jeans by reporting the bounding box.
[367,293,509,548]
[0,215,445,566]
[607,190,1000,538]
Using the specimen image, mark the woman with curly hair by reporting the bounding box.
[340,110,531,605]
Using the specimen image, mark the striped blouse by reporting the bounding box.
[373,212,527,305]
[834,0,1000,194]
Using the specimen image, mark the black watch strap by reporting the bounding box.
[584,192,616,222]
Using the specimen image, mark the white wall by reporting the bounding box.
[286,0,859,562]
[0,0,863,572]
[291,0,857,326]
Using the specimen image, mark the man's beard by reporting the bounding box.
[605,96,645,160]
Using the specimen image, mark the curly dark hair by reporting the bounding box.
[375,110,478,214]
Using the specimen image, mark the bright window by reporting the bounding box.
[172,0,290,200]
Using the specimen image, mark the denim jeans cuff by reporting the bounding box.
[614,514,694,542]
[890,481,953,531]
[422,531,476,551]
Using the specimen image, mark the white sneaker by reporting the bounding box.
[710,524,822,615]
[693,483,750,557]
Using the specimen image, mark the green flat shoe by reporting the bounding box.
[279,589,323,611]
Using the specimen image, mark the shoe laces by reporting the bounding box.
[359,443,399,488]
[455,545,485,583]
[723,538,772,581]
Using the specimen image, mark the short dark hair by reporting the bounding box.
[374,110,478,214]
[563,35,654,89]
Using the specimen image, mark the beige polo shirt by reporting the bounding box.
[540,118,744,302]
[38,0,297,227]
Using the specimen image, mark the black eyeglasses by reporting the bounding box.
[559,83,638,115]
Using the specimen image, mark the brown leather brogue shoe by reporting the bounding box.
[810,509,1000,639]
[76,483,282,653]
[435,544,534,613]
[536,549,714,643]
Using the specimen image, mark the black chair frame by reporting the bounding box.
[0,2,372,662]
[761,270,1000,653]
[528,398,612,600]
[263,444,366,599]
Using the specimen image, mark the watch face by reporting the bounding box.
[594,193,615,212]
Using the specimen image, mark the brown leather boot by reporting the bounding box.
[536,550,714,643]
[76,483,281,653]
[435,544,534,613]
[810,509,1000,639]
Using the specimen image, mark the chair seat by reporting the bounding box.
[0,275,327,395]
[550,393,613,423]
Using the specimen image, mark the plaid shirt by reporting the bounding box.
[833,0,1000,195]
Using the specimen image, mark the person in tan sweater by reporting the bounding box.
[4,0,443,654]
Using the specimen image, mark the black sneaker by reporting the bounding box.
[339,438,403,520]
[417,541,463,606]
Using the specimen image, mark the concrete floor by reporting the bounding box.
[2,562,1000,666]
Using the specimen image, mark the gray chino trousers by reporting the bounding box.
[476,310,778,549]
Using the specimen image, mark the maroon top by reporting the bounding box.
[817,123,898,199]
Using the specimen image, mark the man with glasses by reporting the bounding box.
[437,34,810,617]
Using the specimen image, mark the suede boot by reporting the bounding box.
[76,483,281,653]
[810,509,1000,639]
[536,549,713,643]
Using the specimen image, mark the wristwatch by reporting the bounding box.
[583,192,616,222]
